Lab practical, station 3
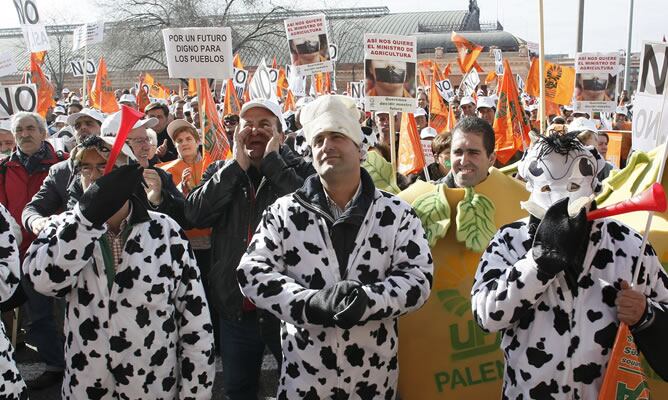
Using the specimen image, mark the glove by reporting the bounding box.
[532,197,588,278]
[333,286,369,329]
[305,280,362,327]
[79,164,144,226]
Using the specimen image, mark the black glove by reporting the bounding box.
[305,280,363,327]
[333,286,369,329]
[78,164,144,226]
[532,198,588,278]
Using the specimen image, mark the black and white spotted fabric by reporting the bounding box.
[237,190,433,399]
[0,204,27,399]
[472,217,668,399]
[23,206,214,400]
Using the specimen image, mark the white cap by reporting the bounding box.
[53,105,66,115]
[295,96,315,108]
[300,95,361,146]
[101,111,158,137]
[568,116,598,133]
[563,104,574,111]
[71,136,136,165]
[70,96,81,103]
[62,88,71,94]
[118,94,137,104]
[460,96,475,106]
[615,106,628,116]
[476,96,496,110]
[0,120,11,132]
[55,115,68,124]
[189,96,199,105]
[414,108,427,117]
[67,108,106,127]
[166,119,199,142]
[240,99,287,132]
[420,127,437,139]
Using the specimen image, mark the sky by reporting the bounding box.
[3,0,667,57]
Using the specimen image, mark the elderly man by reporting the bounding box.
[237,95,433,398]
[145,102,177,162]
[186,98,313,400]
[22,108,104,237]
[472,131,668,398]
[436,117,496,188]
[1,112,68,389]
[0,120,15,158]
[24,136,214,399]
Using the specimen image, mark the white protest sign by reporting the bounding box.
[364,33,417,113]
[515,74,525,92]
[0,52,17,78]
[13,0,49,52]
[350,81,365,107]
[329,43,338,61]
[231,68,248,101]
[70,59,97,77]
[286,64,306,97]
[249,62,276,100]
[493,49,504,76]
[71,22,105,51]
[268,68,279,92]
[0,84,37,118]
[461,69,480,96]
[284,14,333,77]
[435,79,454,101]
[574,52,619,113]
[162,27,233,79]
[632,42,668,152]
[420,140,435,165]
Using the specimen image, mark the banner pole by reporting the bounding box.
[538,0,546,135]
[389,111,397,186]
[195,79,205,134]
[82,43,88,106]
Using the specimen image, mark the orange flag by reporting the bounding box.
[222,78,241,116]
[429,77,449,134]
[442,63,452,78]
[446,103,456,131]
[398,112,426,175]
[598,323,650,400]
[493,60,531,165]
[283,90,296,112]
[137,75,150,112]
[451,31,484,74]
[233,53,244,69]
[90,57,119,113]
[199,78,231,176]
[276,67,289,98]
[31,51,47,65]
[485,71,497,85]
[271,56,278,70]
[314,73,323,95]
[188,79,197,97]
[432,62,444,82]
[30,54,55,117]
[419,68,428,87]
[526,58,575,105]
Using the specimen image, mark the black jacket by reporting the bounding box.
[185,145,314,319]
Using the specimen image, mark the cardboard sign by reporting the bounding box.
[574,52,619,113]
[350,81,365,107]
[248,62,275,100]
[0,51,17,78]
[0,84,37,118]
[13,0,49,52]
[329,43,338,61]
[284,14,333,77]
[72,22,104,51]
[364,33,417,113]
[493,49,504,76]
[435,79,454,101]
[515,74,525,92]
[461,70,480,96]
[162,27,233,79]
[421,139,435,165]
[70,59,97,77]
[632,42,668,152]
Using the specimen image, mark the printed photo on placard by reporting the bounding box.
[284,14,333,76]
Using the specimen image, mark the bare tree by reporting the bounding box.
[42,23,77,93]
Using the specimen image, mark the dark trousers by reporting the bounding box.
[220,312,282,400]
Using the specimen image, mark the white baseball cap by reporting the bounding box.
[55,115,68,124]
[53,105,66,115]
[420,127,438,140]
[71,135,136,165]
[240,99,287,132]
[615,106,628,116]
[118,94,137,104]
[101,111,158,137]
[568,116,598,133]
[67,108,106,127]
[62,88,71,95]
[476,96,496,110]
[166,119,199,142]
[460,96,475,107]
[414,108,427,117]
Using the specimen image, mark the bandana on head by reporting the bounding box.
[518,130,606,218]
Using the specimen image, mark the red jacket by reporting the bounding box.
[0,142,67,257]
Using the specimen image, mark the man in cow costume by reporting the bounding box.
[472,129,668,399]
[237,95,433,399]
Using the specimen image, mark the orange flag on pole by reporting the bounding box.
[419,68,428,87]
[31,51,47,65]
[233,53,244,69]
[29,54,55,117]
[271,56,278,70]
[199,78,231,176]
[526,58,576,105]
[598,323,650,400]
[446,102,456,132]
[451,31,484,74]
[398,112,426,175]
[90,57,119,113]
[442,63,452,78]
[222,78,241,116]
[137,75,150,112]
[283,90,296,112]
[429,78,449,134]
[493,60,531,165]
[188,79,197,97]
[277,67,289,98]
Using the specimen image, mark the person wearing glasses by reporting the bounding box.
[223,113,239,149]
[24,137,215,400]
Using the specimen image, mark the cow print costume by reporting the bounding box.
[237,177,433,399]
[472,132,668,399]
[0,204,27,399]
[23,204,215,400]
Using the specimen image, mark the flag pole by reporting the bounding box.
[82,43,88,106]
[389,111,397,186]
[538,0,546,135]
[195,78,205,135]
